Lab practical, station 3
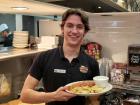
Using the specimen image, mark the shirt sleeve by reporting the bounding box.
[29,52,46,81]
[90,58,100,77]
[93,60,100,76]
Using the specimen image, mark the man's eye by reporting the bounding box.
[66,24,73,28]
[66,23,84,30]
[77,25,84,29]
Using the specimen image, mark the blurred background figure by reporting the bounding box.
[0,23,13,47]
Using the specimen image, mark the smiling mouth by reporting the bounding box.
[69,34,80,38]
[70,36,79,41]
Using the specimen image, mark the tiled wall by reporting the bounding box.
[85,12,140,63]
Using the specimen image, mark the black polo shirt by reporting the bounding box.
[29,47,99,105]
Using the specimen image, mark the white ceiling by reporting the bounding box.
[0,0,68,16]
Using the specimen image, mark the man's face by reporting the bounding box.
[62,15,86,47]
[1,31,8,37]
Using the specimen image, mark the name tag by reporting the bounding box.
[54,69,66,74]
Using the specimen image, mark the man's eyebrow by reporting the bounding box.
[66,22,84,25]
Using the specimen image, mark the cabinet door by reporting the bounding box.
[39,20,61,36]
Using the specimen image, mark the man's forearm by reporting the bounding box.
[20,89,56,104]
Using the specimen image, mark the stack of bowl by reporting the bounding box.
[13,31,29,48]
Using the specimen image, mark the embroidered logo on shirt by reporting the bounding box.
[54,69,66,73]
[80,65,88,73]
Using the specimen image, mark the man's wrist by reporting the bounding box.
[43,92,56,103]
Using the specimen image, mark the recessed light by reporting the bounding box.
[11,7,28,11]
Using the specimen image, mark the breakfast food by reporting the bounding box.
[66,81,104,94]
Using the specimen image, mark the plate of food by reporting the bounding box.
[65,80,112,96]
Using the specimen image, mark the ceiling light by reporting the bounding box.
[98,6,101,9]
[11,7,28,11]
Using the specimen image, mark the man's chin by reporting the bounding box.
[69,42,80,47]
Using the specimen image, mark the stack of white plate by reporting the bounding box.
[13,31,29,48]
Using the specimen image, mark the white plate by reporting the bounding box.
[65,81,112,96]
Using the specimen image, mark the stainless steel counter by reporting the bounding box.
[113,84,140,95]
[0,48,47,61]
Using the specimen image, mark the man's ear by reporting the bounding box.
[83,31,88,37]
[61,27,64,35]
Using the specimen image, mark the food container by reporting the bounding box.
[85,42,102,60]
[110,63,127,85]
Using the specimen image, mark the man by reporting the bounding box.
[20,8,99,105]
[0,23,13,47]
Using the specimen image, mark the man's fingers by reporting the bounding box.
[57,86,65,91]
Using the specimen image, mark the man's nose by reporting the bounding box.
[71,26,78,33]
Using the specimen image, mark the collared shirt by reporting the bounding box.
[29,46,99,105]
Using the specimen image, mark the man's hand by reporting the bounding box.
[52,86,76,102]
